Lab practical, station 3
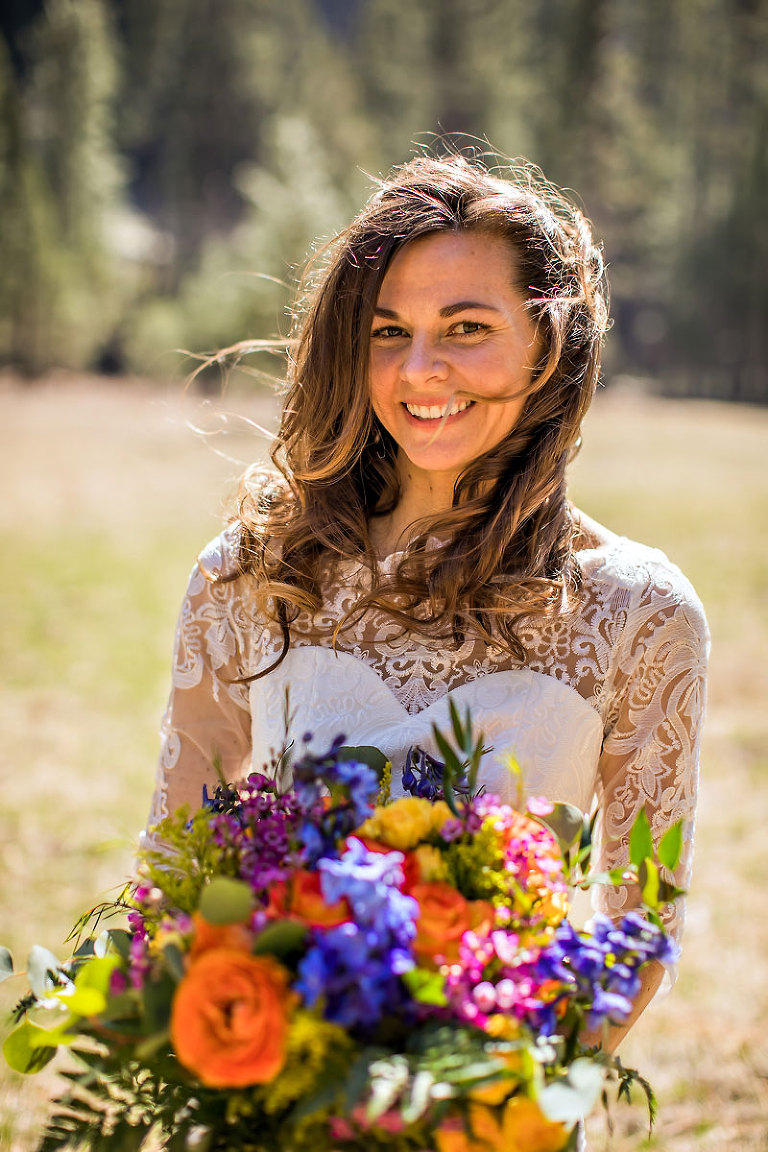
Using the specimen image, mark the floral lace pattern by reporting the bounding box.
[150,522,709,945]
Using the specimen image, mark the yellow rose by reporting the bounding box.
[414,843,448,882]
[358,798,437,851]
[501,1097,570,1152]
[429,800,454,833]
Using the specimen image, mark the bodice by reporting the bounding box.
[149,517,709,944]
[251,647,603,811]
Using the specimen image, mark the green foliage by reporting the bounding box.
[140,806,226,917]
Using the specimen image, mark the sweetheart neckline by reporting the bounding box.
[259,643,602,729]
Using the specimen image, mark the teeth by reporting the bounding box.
[405,399,472,420]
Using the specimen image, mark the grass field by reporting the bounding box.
[0,374,766,1150]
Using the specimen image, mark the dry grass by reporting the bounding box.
[1,374,766,1150]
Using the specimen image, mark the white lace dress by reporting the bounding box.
[149,518,709,948]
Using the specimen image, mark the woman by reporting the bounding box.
[148,154,708,1054]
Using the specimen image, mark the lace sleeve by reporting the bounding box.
[592,558,709,948]
[146,529,254,828]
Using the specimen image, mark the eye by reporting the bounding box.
[451,320,490,337]
[370,324,408,340]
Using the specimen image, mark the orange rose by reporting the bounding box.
[502,1097,570,1152]
[189,911,253,958]
[266,869,350,928]
[435,1104,504,1152]
[171,949,293,1087]
[410,882,494,965]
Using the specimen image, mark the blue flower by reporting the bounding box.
[295,839,418,1034]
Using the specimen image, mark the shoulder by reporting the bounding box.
[197,520,246,584]
[573,512,709,647]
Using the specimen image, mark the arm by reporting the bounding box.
[587,561,710,1051]
[146,532,254,827]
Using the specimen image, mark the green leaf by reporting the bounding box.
[402,967,448,1007]
[105,928,132,961]
[337,745,390,777]
[3,1021,60,1073]
[54,986,106,1017]
[628,809,653,869]
[538,803,586,851]
[449,697,467,752]
[198,876,255,925]
[134,1028,171,1062]
[162,943,186,983]
[75,954,121,994]
[252,919,307,959]
[0,946,13,984]
[639,859,660,908]
[658,821,683,873]
[142,970,176,1032]
[657,879,686,904]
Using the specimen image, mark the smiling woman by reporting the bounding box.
[368,229,541,546]
[148,154,708,1098]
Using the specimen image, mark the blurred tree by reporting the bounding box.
[666,0,768,400]
[119,0,375,371]
[0,0,125,373]
[1,0,766,396]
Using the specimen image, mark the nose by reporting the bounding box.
[399,334,448,386]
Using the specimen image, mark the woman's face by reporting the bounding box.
[368,230,541,493]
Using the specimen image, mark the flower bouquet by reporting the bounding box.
[2,704,684,1152]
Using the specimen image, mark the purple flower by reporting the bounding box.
[296,839,418,1034]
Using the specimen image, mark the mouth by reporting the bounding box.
[403,398,474,421]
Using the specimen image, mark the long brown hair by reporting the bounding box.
[235,153,609,669]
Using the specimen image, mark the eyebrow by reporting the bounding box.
[373,301,502,319]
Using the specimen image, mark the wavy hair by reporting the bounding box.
[234,153,609,670]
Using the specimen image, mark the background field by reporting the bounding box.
[0,377,766,1150]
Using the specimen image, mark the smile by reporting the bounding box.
[404,399,474,420]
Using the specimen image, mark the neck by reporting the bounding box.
[370,458,456,557]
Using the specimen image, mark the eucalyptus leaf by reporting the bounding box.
[0,946,13,983]
[28,945,65,1000]
[72,938,96,960]
[198,876,255,925]
[629,809,653,868]
[658,821,683,873]
[538,1058,604,1123]
[3,1021,59,1073]
[106,928,132,960]
[401,1069,434,1124]
[365,1057,409,1123]
[252,919,307,958]
[538,803,585,851]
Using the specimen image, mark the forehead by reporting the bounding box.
[377,230,519,301]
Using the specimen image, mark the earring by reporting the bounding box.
[371,424,387,461]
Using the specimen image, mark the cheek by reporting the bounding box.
[368,359,395,420]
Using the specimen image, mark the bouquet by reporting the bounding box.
[2,704,684,1152]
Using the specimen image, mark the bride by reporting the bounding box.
[148,153,708,1057]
